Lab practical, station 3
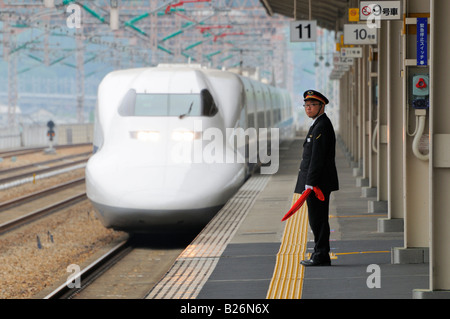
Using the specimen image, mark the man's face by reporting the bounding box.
[304,100,323,119]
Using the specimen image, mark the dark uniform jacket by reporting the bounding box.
[294,113,339,194]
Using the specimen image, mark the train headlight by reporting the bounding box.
[131,131,160,142]
[172,130,201,141]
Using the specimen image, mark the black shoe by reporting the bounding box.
[300,259,331,267]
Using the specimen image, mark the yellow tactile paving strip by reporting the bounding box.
[266,193,309,299]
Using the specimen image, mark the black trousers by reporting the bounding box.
[306,191,331,261]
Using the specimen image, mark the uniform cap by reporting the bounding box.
[303,90,329,105]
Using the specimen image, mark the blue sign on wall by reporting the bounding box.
[417,17,428,66]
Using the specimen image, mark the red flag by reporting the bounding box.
[281,187,325,221]
[313,186,325,201]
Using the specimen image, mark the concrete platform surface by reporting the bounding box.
[195,136,429,300]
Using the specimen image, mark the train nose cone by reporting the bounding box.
[86,153,242,211]
[114,166,212,209]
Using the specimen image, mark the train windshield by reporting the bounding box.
[119,89,218,117]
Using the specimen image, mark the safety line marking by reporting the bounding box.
[266,193,308,299]
[330,214,386,218]
[327,251,390,260]
[334,251,390,256]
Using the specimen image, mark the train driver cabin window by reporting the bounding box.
[119,88,217,117]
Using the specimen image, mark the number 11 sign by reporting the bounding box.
[290,20,317,42]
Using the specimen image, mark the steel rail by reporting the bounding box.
[43,240,132,299]
[0,159,87,185]
[0,192,86,235]
[0,177,85,211]
[0,152,91,175]
[0,146,46,158]
[0,143,92,159]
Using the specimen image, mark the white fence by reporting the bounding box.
[0,123,93,149]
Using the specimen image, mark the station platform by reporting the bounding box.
[146,134,429,300]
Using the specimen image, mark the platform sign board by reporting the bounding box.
[333,53,353,67]
[290,20,317,42]
[360,1,402,21]
[348,8,359,22]
[341,47,363,58]
[417,17,428,66]
[340,58,354,66]
[331,53,350,80]
[343,24,377,45]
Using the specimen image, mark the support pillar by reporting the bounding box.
[363,46,379,199]
[340,71,351,157]
[393,0,430,265]
[360,45,370,188]
[369,21,388,213]
[378,20,405,232]
[414,0,450,299]
[355,51,370,188]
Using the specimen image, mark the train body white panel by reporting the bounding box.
[86,64,294,232]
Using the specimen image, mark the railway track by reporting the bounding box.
[0,179,86,235]
[0,144,92,159]
[43,233,196,299]
[0,156,89,189]
[0,174,129,299]
[44,240,132,299]
[0,173,193,299]
[0,152,91,176]
[0,144,92,192]
[0,146,197,299]
[0,178,85,210]
[0,146,45,158]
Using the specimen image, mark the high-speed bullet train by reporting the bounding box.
[86,64,295,232]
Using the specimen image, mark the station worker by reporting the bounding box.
[294,90,339,267]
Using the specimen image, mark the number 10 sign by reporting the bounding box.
[343,24,377,45]
[290,20,317,42]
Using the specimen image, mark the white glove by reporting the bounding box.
[305,185,313,190]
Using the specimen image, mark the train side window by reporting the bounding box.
[201,89,218,117]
